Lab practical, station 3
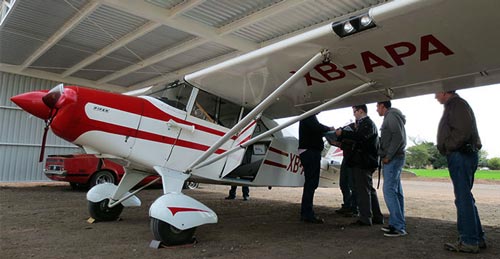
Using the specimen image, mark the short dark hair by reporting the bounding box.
[353,104,367,113]
[377,100,391,108]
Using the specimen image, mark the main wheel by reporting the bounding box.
[150,218,196,246]
[183,181,199,189]
[88,198,123,221]
[89,170,116,188]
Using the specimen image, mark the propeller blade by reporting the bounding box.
[42,84,64,109]
[39,125,49,162]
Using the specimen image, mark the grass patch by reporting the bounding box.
[407,169,500,180]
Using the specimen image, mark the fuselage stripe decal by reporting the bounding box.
[263,160,287,169]
[238,120,257,137]
[268,147,289,157]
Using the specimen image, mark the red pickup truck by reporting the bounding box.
[44,154,198,190]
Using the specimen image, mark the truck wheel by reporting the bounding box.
[150,218,196,246]
[89,170,116,188]
[88,198,123,221]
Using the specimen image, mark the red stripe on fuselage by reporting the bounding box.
[268,147,289,157]
[51,87,237,149]
[141,100,238,140]
[263,160,287,169]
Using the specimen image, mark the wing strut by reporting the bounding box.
[189,81,375,173]
[186,49,330,173]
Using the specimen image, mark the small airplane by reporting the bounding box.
[10,0,500,246]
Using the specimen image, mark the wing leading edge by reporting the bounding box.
[185,0,500,119]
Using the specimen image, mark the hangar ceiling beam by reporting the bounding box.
[0,63,126,93]
[218,0,305,35]
[96,37,208,84]
[61,21,161,78]
[129,52,239,91]
[168,0,207,18]
[128,0,308,90]
[102,0,258,52]
[20,0,101,70]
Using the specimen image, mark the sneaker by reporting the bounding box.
[243,196,249,201]
[380,225,395,233]
[224,196,235,200]
[383,229,408,237]
[444,241,479,254]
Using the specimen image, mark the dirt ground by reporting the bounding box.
[1,178,499,259]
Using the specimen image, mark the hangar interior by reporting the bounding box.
[0,0,386,181]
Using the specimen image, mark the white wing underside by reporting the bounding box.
[184,0,500,119]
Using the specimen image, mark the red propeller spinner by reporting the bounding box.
[11,84,76,162]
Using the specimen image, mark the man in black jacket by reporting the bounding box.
[336,104,383,226]
[298,114,333,224]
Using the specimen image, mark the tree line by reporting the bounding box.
[405,139,500,170]
[323,139,500,170]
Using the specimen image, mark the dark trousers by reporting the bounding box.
[339,160,357,213]
[352,167,383,225]
[299,149,321,219]
[228,185,249,198]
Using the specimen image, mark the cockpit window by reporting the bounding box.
[191,89,242,128]
[149,81,192,111]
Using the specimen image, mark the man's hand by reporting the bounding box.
[382,157,390,164]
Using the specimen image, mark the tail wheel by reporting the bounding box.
[88,198,123,221]
[150,218,196,246]
[89,170,116,188]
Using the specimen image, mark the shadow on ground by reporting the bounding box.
[1,185,498,258]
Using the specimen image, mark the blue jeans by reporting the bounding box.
[447,151,484,245]
[299,149,321,220]
[382,156,406,231]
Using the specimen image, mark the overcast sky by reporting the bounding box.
[277,83,499,158]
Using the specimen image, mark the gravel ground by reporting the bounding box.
[1,178,499,258]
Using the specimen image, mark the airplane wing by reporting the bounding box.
[184,0,500,119]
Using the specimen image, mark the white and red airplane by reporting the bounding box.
[10,0,500,245]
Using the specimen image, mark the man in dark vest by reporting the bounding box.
[298,114,333,224]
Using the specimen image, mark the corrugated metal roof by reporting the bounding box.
[62,5,148,51]
[182,0,283,28]
[145,0,185,9]
[0,0,388,90]
[111,25,195,63]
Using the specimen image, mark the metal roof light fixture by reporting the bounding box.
[332,12,376,38]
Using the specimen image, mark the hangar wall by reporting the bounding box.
[0,72,81,182]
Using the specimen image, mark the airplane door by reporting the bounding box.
[128,83,193,167]
[167,88,244,174]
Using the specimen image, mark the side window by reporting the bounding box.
[191,89,242,128]
[217,99,242,128]
[150,81,193,111]
[191,90,217,123]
